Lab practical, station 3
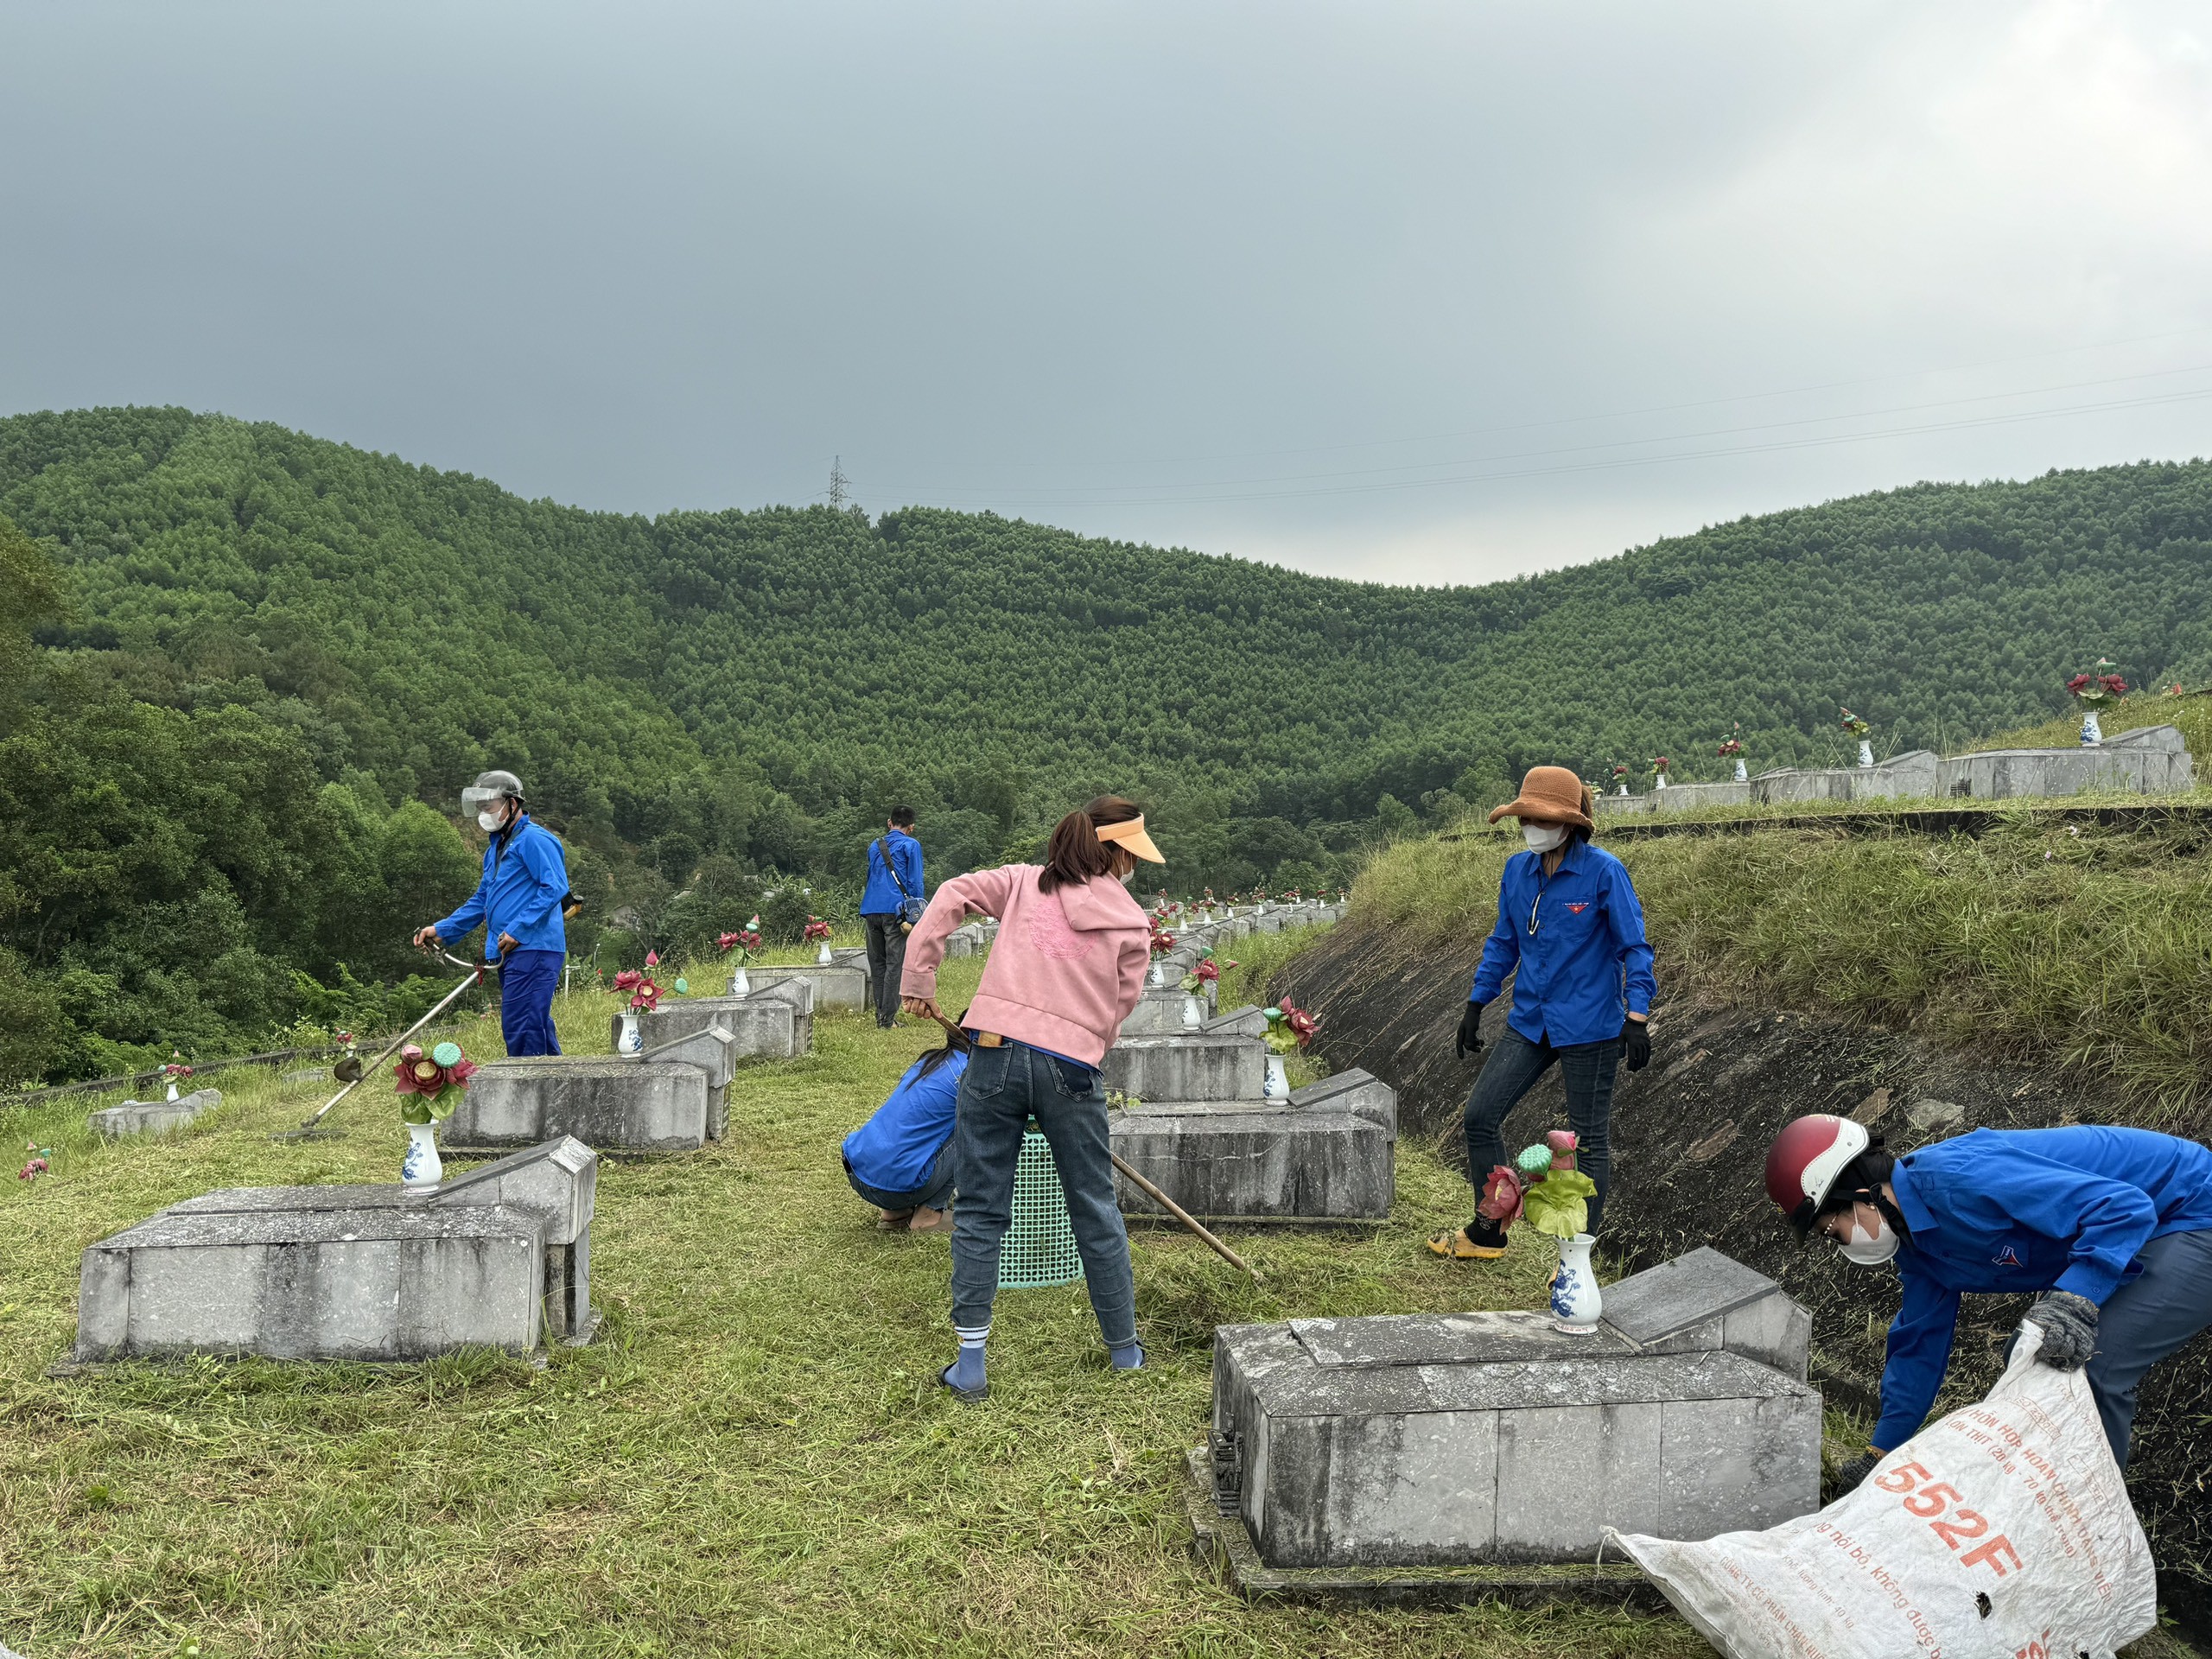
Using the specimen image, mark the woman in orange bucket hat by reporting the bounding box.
[1426,766,1654,1261]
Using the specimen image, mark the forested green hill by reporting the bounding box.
[7,403,2212,1079]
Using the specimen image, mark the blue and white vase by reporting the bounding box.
[728,964,750,996]
[402,1121,443,1189]
[1733,759,1748,782]
[617,1012,643,1055]
[1182,995,1205,1030]
[1262,1054,1290,1099]
[1549,1233,1602,1334]
[2081,710,2103,747]
[1857,740,1875,768]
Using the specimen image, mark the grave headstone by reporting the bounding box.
[747,961,869,1013]
[445,1056,715,1152]
[73,1136,600,1361]
[88,1088,222,1141]
[1210,1249,1820,1569]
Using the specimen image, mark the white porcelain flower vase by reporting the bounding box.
[1181,995,1204,1029]
[2081,710,2102,747]
[728,965,750,996]
[817,942,833,965]
[1149,962,1166,987]
[166,1081,180,1102]
[1655,773,1669,790]
[1616,783,1628,797]
[1549,1232,1602,1334]
[1733,759,1748,782]
[1857,739,1875,768]
[617,1012,644,1055]
[1262,1054,1290,1099]
[402,1121,443,1189]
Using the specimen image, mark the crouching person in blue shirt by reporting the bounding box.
[1768,1113,2212,1483]
[1429,766,1655,1262]
[411,769,571,1057]
[842,1025,969,1234]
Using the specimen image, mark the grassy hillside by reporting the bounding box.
[13,403,2212,1080]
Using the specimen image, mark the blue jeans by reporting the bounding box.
[2086,1227,2212,1467]
[950,1039,1137,1348]
[496,949,563,1057]
[1462,1024,1622,1233]
[845,1139,957,1214]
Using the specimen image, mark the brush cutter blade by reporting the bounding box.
[333,1055,363,1084]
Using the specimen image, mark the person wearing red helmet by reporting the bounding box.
[1767,1113,2212,1488]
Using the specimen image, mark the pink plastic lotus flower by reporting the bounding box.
[1546,1128,1580,1173]
[1478,1165,1524,1226]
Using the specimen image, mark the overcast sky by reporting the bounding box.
[5,1,2211,585]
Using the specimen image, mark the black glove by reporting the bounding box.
[1455,1000,1487,1058]
[2027,1289,2099,1370]
[1833,1450,1878,1492]
[1622,1018,1650,1071]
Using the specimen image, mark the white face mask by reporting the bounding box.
[1522,822,1567,853]
[1836,1210,1900,1266]
[478,809,505,833]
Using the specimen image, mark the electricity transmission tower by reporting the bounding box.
[826,456,851,509]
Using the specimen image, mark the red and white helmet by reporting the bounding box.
[1765,1114,1871,1233]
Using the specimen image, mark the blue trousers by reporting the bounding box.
[844,1139,957,1214]
[1462,1024,1623,1234]
[497,949,563,1057]
[2086,1227,2212,1467]
[949,1039,1136,1348]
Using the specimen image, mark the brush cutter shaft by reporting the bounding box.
[298,961,485,1129]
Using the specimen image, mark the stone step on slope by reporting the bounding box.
[73,1136,598,1363]
[1208,1248,1818,1570]
[1119,982,1219,1037]
[89,1088,223,1140]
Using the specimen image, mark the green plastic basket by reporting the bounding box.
[998,1125,1084,1290]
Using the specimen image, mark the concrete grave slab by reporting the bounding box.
[1287,1068,1398,1136]
[446,1057,711,1153]
[747,961,868,1013]
[1111,1109,1391,1221]
[1208,1251,1821,1571]
[1103,1032,1265,1103]
[1120,983,1217,1038]
[632,987,810,1061]
[1204,1004,1268,1039]
[89,1089,222,1141]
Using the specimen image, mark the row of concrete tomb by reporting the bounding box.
[65,897,1823,1589]
[1598,719,2194,815]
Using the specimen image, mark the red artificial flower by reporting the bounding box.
[645,950,660,968]
[2066,674,2092,696]
[716,932,741,951]
[1193,958,1220,982]
[613,969,644,993]
[392,1041,480,1099]
[803,917,833,943]
[1545,1127,1579,1173]
[1478,1165,1524,1226]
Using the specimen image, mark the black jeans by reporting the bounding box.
[862,912,907,1027]
[1462,1024,1623,1234]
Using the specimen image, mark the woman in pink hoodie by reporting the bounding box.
[901,795,1163,1400]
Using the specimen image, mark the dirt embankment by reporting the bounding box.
[1274,918,2212,1626]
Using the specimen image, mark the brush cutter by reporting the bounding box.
[275,947,490,1141]
[919,1008,1262,1284]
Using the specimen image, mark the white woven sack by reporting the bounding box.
[1612,1322,2157,1659]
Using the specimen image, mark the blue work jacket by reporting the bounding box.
[434,813,569,961]
[842,1052,967,1192]
[1872,1125,2212,1450]
[861,830,925,917]
[1467,840,1655,1047]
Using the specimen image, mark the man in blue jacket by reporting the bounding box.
[860,806,925,1029]
[1769,1113,2212,1479]
[1429,766,1655,1261]
[411,769,571,1056]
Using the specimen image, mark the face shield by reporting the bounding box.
[461,772,524,829]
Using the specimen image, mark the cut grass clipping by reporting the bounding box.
[5,949,1709,1659]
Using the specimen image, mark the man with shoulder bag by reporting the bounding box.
[861,806,926,1029]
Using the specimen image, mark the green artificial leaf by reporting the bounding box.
[400,1096,434,1126]
[1521,1168,1598,1239]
